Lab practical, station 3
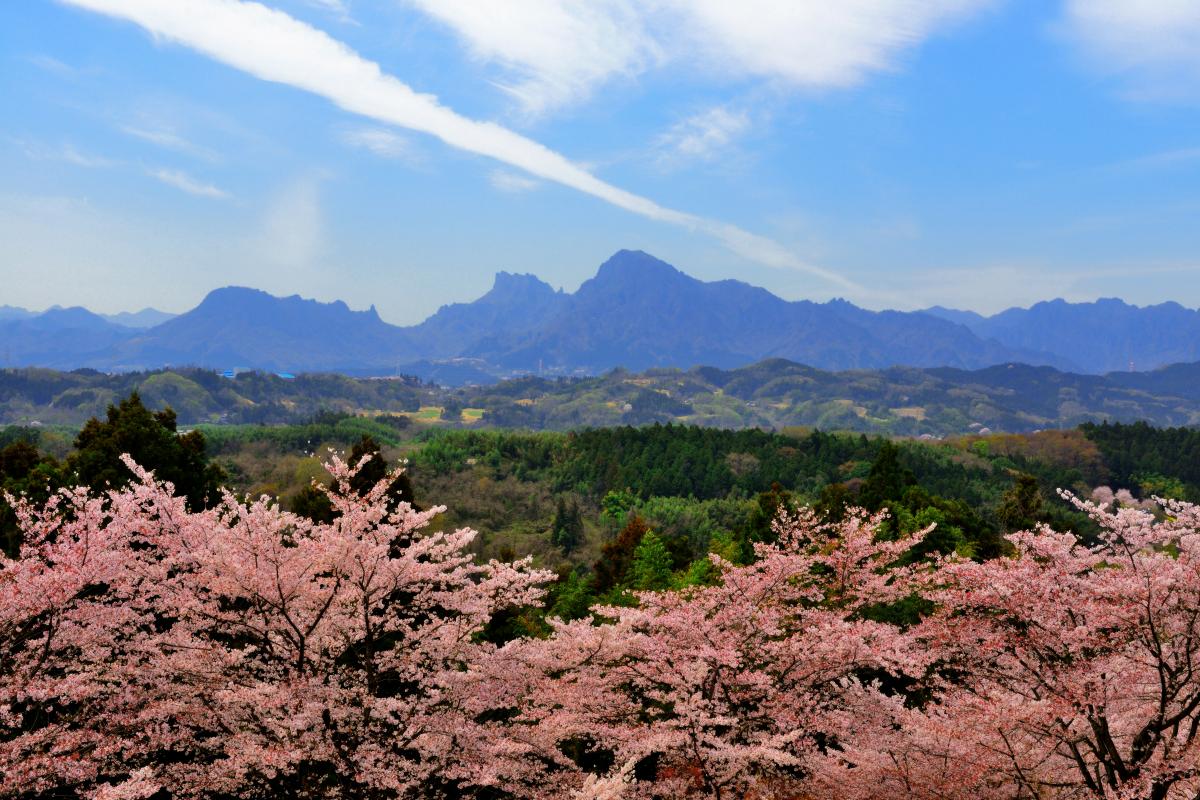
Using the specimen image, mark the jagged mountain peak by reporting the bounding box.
[190,286,382,322]
[482,271,559,302]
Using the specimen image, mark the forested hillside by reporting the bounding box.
[0,367,425,425]
[8,392,1191,582]
[8,357,1200,434]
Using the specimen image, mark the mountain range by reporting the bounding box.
[2,250,1197,382]
[0,304,174,327]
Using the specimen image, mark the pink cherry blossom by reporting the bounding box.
[8,460,1200,800]
[1,454,552,798]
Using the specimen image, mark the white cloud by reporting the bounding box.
[672,1,990,86]
[17,136,229,198]
[146,168,230,198]
[655,105,751,166]
[121,125,218,161]
[26,54,80,76]
[1063,0,1200,99]
[488,170,540,193]
[408,0,992,115]
[408,0,658,116]
[16,139,117,168]
[300,0,354,24]
[340,126,420,162]
[62,0,861,292]
[306,0,349,14]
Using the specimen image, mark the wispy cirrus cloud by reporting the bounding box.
[121,125,219,161]
[60,0,860,292]
[16,138,117,168]
[488,170,540,193]
[406,0,658,117]
[302,0,354,24]
[25,53,81,77]
[655,105,751,168]
[17,136,229,198]
[146,168,230,199]
[339,126,421,163]
[1062,0,1200,101]
[408,0,995,116]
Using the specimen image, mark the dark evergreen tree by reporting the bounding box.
[288,483,336,524]
[551,496,584,553]
[628,530,673,591]
[0,440,65,557]
[591,514,649,595]
[997,472,1045,533]
[548,569,594,621]
[346,435,417,510]
[70,392,224,510]
[290,434,418,524]
[859,440,917,511]
[732,482,795,564]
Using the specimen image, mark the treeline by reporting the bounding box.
[461,359,1200,434]
[197,410,413,455]
[399,425,1111,619]
[406,424,1099,512]
[1081,420,1200,501]
[0,367,425,425]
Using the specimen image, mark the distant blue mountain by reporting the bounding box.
[405,271,569,360]
[466,250,1063,373]
[0,307,135,368]
[923,298,1200,374]
[0,305,37,322]
[5,250,1199,381]
[100,287,415,373]
[101,307,177,328]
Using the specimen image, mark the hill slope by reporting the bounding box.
[7,357,1200,434]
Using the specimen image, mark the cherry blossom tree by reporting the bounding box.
[504,508,932,799]
[10,452,1200,800]
[855,493,1200,800]
[1,454,551,799]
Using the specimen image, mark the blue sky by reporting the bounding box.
[2,0,1199,323]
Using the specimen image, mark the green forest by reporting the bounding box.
[5,390,1195,624]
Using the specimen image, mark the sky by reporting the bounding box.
[2,0,1199,324]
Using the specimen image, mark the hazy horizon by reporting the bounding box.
[6,250,1200,326]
